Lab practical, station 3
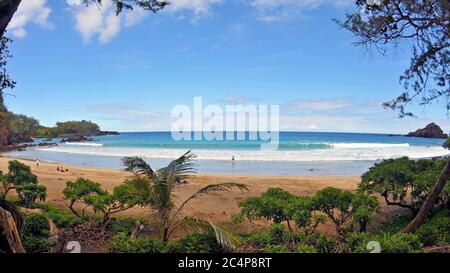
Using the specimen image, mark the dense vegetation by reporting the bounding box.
[0,154,448,253]
[36,120,101,138]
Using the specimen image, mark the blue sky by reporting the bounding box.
[4,0,449,133]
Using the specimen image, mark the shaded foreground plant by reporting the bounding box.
[122,150,248,246]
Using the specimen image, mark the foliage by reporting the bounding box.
[337,0,450,117]
[34,203,81,228]
[54,120,100,136]
[82,0,167,15]
[63,177,148,227]
[109,232,164,253]
[106,217,147,234]
[443,137,450,149]
[314,187,379,235]
[264,244,290,253]
[416,210,450,246]
[238,187,378,236]
[0,160,46,207]
[373,233,422,253]
[0,35,15,113]
[360,157,449,214]
[22,213,50,253]
[8,113,40,140]
[237,187,325,233]
[165,232,221,253]
[293,244,317,253]
[122,150,248,243]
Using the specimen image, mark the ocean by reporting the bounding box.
[6,132,450,176]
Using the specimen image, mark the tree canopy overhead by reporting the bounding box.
[337,0,449,117]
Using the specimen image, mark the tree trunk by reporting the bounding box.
[403,157,450,233]
[0,0,21,37]
[0,206,25,253]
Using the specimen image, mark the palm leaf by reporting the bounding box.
[122,156,156,179]
[170,216,240,251]
[210,221,241,252]
[159,150,197,183]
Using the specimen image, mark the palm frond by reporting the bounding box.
[169,216,211,236]
[122,156,155,179]
[169,216,240,251]
[159,150,197,182]
[210,221,241,252]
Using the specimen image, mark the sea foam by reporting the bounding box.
[36,144,450,162]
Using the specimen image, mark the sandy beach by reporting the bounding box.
[0,156,380,233]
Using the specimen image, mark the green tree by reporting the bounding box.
[339,0,450,232]
[313,187,379,235]
[8,113,40,140]
[360,157,449,215]
[0,160,46,207]
[237,187,325,234]
[122,150,248,243]
[63,177,149,228]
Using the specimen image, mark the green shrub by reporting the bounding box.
[264,245,290,253]
[241,224,289,247]
[165,232,221,253]
[293,245,317,253]
[109,232,164,253]
[106,217,144,234]
[36,204,81,228]
[417,210,450,246]
[302,232,337,253]
[22,213,50,253]
[374,233,422,253]
[383,215,412,233]
[360,157,449,215]
[341,232,371,253]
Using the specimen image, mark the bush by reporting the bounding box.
[293,245,317,253]
[106,217,145,234]
[22,213,50,253]
[36,204,81,228]
[302,232,337,253]
[109,232,164,253]
[264,245,290,253]
[416,210,450,246]
[360,157,449,215]
[374,233,422,253]
[383,215,412,233]
[166,232,221,253]
[241,224,290,248]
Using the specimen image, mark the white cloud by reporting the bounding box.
[167,0,222,16]
[7,0,53,38]
[72,0,148,44]
[71,0,225,43]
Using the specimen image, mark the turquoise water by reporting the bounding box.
[81,131,444,150]
[8,132,449,176]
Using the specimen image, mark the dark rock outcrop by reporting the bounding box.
[60,135,95,143]
[406,123,448,139]
[97,131,119,136]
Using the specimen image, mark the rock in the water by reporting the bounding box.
[406,123,448,139]
[60,135,95,143]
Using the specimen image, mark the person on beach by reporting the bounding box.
[36,158,39,167]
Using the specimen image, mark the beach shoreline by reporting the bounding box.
[0,155,365,232]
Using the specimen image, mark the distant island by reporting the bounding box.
[406,123,448,139]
